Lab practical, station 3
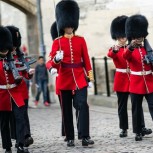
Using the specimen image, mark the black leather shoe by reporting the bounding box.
[67,140,75,147]
[24,137,34,147]
[82,138,94,146]
[17,146,25,153]
[142,127,152,136]
[119,129,127,138]
[135,133,142,141]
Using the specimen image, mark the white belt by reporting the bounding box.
[0,83,17,89]
[116,68,130,73]
[130,70,152,75]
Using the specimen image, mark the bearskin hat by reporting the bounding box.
[110,15,128,40]
[55,0,80,33]
[50,22,58,40]
[0,26,13,51]
[6,25,21,48]
[125,14,148,40]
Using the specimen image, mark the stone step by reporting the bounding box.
[88,94,149,112]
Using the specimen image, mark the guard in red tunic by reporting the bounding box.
[47,21,84,141]
[47,0,94,147]
[123,14,153,141]
[0,26,30,153]
[6,25,34,150]
[107,15,152,138]
[0,26,14,153]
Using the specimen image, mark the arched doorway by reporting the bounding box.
[1,0,39,56]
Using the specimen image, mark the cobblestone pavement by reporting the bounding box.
[1,102,153,153]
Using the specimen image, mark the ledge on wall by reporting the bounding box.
[88,94,149,112]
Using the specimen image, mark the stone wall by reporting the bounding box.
[0,1,27,47]
[1,0,153,58]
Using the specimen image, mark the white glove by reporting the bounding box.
[50,68,57,75]
[28,68,35,75]
[55,50,64,62]
[88,82,93,88]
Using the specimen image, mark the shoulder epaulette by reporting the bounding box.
[55,36,63,40]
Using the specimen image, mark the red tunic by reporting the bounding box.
[123,47,153,94]
[18,75,29,100]
[0,60,25,111]
[107,47,130,92]
[47,35,92,90]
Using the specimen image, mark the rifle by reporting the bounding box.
[6,51,26,84]
[16,47,37,72]
[144,39,153,65]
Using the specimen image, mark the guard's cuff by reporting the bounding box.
[49,68,52,72]
[53,57,61,64]
[112,49,118,53]
[88,70,94,82]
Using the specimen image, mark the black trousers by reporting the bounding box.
[0,111,12,149]
[10,99,31,141]
[60,87,89,140]
[10,111,16,139]
[131,92,153,133]
[117,92,145,130]
[24,99,31,138]
[58,95,80,137]
[58,95,65,136]
[12,100,26,145]
[117,92,129,130]
[73,87,89,138]
[10,99,31,140]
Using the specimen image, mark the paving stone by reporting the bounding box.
[1,101,153,153]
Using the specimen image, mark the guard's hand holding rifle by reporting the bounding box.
[54,50,64,63]
[128,40,137,51]
[128,38,143,51]
[112,45,119,53]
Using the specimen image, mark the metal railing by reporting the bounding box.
[91,56,114,97]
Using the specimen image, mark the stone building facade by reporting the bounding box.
[1,0,153,96]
